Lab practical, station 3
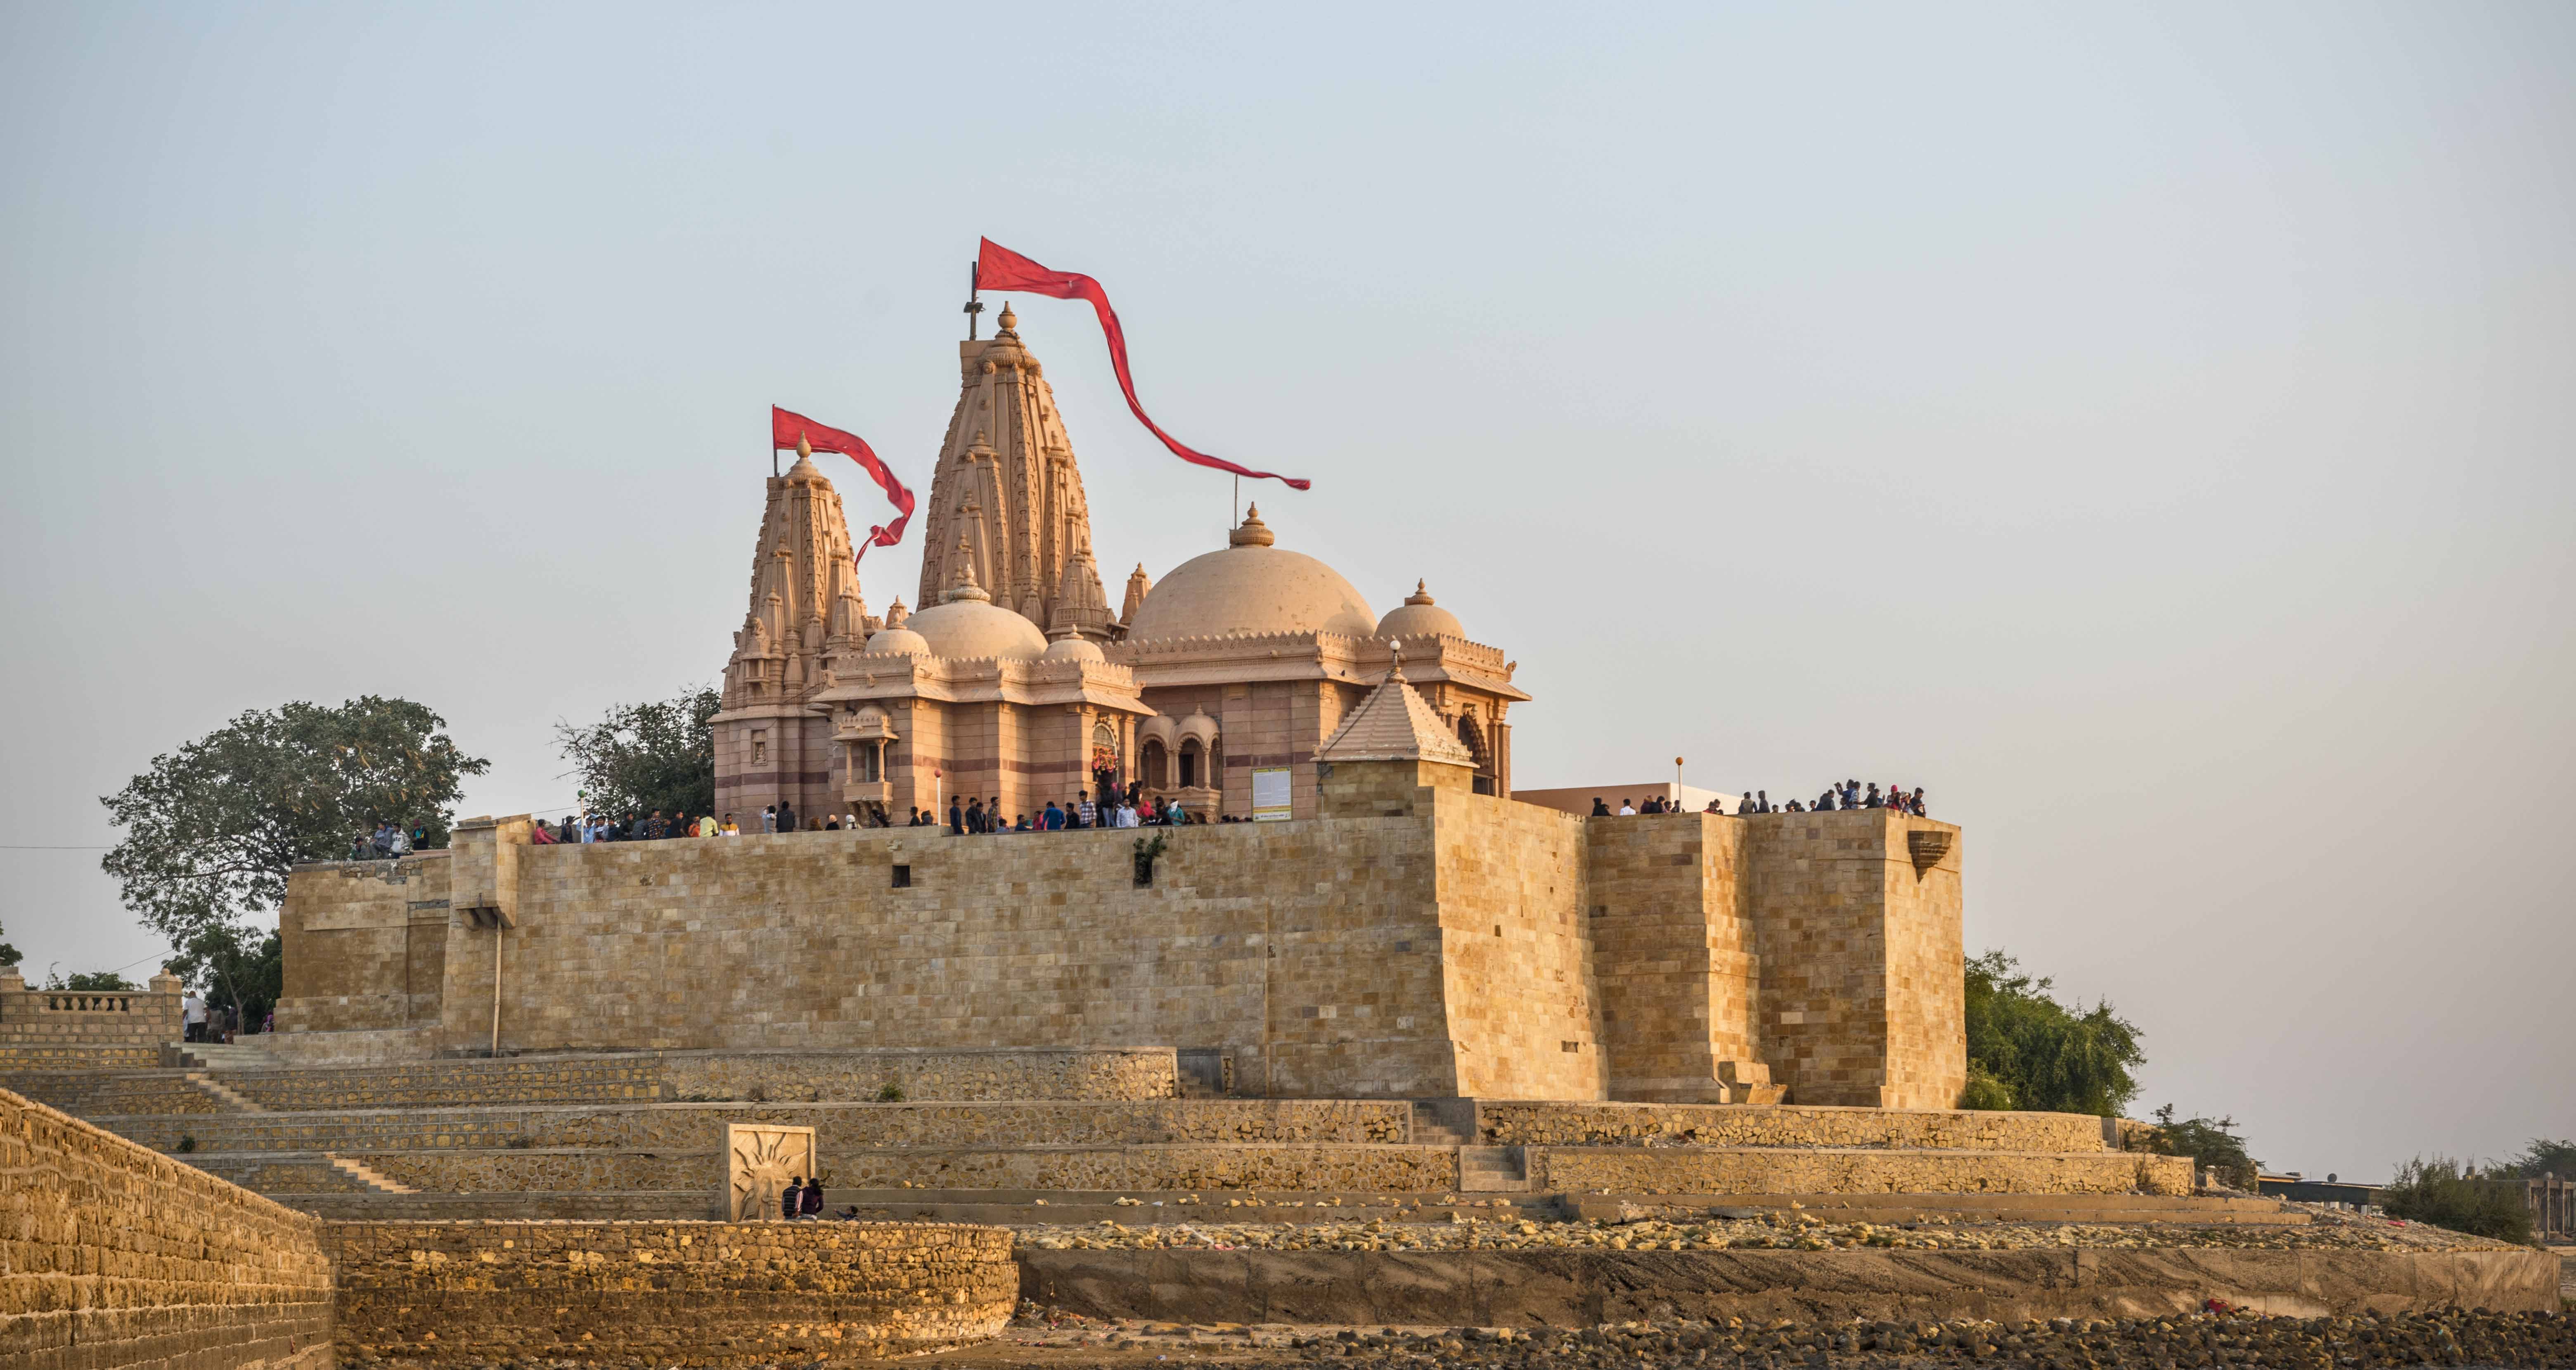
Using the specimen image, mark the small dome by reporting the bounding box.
[906,599,1046,661]
[863,626,930,656]
[1375,580,1464,640]
[1042,636,1106,664]
[1126,506,1376,641]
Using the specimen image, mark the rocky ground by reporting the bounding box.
[1009,1202,2520,1256]
[925,1306,2575,1366]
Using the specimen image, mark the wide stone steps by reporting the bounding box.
[75,1097,1411,1154]
[167,1042,287,1071]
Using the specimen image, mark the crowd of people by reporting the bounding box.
[1590,779,1930,818]
[346,820,428,860]
[516,782,1215,846]
[922,782,1205,835]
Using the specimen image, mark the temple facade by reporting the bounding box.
[711,309,1525,822]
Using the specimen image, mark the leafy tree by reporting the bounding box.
[99,697,487,964]
[49,970,138,991]
[163,923,284,1029]
[2142,1104,2261,1190]
[0,920,18,968]
[2382,1157,2535,1244]
[1958,949,2145,1116]
[552,686,720,821]
[2498,1138,2576,1180]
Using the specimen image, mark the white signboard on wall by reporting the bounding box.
[1252,766,1292,821]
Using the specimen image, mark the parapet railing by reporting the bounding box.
[40,994,140,1014]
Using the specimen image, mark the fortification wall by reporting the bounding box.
[323,1220,1013,1363]
[1473,1102,2107,1152]
[0,971,185,1073]
[0,1086,334,1370]
[277,798,1968,1106]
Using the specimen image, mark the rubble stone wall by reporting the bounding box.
[1475,1101,2109,1152]
[322,1220,1013,1364]
[1530,1146,2194,1197]
[0,1086,334,1370]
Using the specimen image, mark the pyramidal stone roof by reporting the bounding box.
[1315,652,1476,766]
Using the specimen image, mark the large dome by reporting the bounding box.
[1125,507,1376,642]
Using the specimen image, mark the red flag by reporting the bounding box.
[771,405,915,562]
[975,238,1311,491]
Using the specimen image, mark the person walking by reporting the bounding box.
[181,990,207,1044]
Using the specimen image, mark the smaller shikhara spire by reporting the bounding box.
[1120,564,1151,627]
[1316,644,1477,766]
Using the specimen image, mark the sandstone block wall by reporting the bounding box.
[1,1086,334,1370]
[1584,816,1761,1102]
[322,1220,1013,1363]
[0,1071,221,1117]
[1431,792,1605,1100]
[1742,811,1966,1109]
[659,1047,1178,1102]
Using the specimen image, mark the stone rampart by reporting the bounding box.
[0,1086,334,1370]
[322,1219,1013,1363]
[0,1070,222,1117]
[1475,1102,2106,1152]
[1019,1245,2564,1326]
[658,1047,1178,1102]
[92,1098,1410,1154]
[1530,1146,2194,1196]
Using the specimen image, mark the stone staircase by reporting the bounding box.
[324,1153,417,1194]
[185,1073,265,1113]
[1458,1146,1531,1191]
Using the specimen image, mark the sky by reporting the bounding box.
[2,3,2569,1179]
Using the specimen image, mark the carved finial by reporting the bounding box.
[996,302,1018,337]
[1229,504,1275,548]
[797,434,812,459]
[1406,579,1433,606]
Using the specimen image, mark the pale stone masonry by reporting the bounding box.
[282,718,1967,1108]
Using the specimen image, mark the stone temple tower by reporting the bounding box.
[708,446,878,826]
[912,304,1114,642]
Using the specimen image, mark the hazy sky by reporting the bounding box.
[4,4,2569,1176]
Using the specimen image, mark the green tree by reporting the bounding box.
[1958,949,2145,1116]
[2142,1104,2261,1190]
[2382,1157,2535,1244]
[2498,1138,2576,1180]
[48,970,138,991]
[99,696,487,967]
[0,920,18,968]
[552,686,720,821]
[163,924,284,1029]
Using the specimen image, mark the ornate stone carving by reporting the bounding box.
[725,1123,817,1221]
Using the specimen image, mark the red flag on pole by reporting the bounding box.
[771,406,914,562]
[974,238,1311,491]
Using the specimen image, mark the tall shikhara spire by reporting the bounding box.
[722,448,871,711]
[914,303,1113,639]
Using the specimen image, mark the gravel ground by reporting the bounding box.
[1010,1204,2516,1256]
